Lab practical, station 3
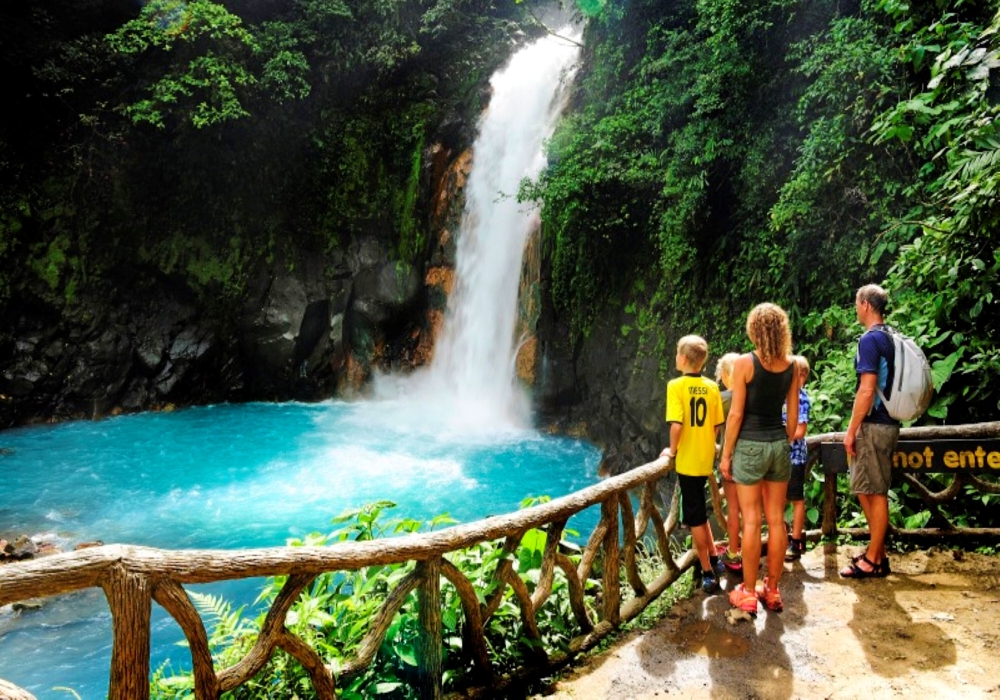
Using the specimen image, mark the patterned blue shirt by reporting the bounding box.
[783,388,811,466]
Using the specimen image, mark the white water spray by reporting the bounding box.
[376,30,581,433]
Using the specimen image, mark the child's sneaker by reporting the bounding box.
[720,549,742,572]
[711,555,726,576]
[701,570,719,594]
[755,576,783,612]
[728,582,758,614]
[784,538,805,562]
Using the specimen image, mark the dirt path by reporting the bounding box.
[537,545,1000,699]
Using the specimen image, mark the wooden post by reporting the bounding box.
[707,473,726,537]
[618,493,646,597]
[416,558,443,700]
[601,498,620,626]
[102,564,152,700]
[822,475,838,539]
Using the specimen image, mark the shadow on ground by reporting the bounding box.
[536,546,1000,699]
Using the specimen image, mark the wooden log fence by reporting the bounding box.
[0,455,697,700]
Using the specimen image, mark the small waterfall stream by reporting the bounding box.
[378,29,581,430]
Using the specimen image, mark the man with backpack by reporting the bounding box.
[841,284,898,578]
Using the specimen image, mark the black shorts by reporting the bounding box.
[677,473,709,527]
[786,461,806,501]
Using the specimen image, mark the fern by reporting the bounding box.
[953,145,1000,183]
[188,590,254,653]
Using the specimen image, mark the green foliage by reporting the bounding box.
[106,0,495,130]
[255,21,313,102]
[0,196,28,301]
[1,0,526,334]
[27,232,82,304]
[770,12,910,309]
[394,127,426,263]
[621,543,689,630]
[530,0,865,340]
[312,97,435,253]
[138,234,248,297]
[795,304,861,434]
[522,6,688,331]
[531,0,998,429]
[766,2,1000,431]
[107,0,262,128]
[151,501,589,698]
[575,0,607,17]
[870,5,1000,421]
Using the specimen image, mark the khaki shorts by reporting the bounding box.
[732,438,791,485]
[850,422,900,496]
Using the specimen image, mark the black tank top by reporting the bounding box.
[739,353,794,441]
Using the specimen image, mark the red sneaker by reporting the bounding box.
[729,583,758,614]
[755,576,783,612]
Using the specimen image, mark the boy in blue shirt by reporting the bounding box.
[784,356,812,561]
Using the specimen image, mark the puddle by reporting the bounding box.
[670,620,751,658]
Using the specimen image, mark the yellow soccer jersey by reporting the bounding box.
[665,374,725,476]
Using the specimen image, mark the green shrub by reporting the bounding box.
[152,500,590,698]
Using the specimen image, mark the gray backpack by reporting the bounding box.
[876,326,934,422]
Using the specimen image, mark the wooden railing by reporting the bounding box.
[0,456,696,699]
[810,421,1000,539]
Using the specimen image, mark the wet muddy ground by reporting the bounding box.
[537,545,1000,699]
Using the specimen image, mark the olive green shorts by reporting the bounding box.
[732,438,791,485]
[849,422,900,496]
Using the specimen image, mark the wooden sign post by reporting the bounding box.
[818,437,1000,536]
[821,439,1000,474]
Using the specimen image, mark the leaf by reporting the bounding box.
[931,350,962,388]
[900,98,942,116]
[904,510,931,529]
[396,643,418,667]
[971,298,983,319]
[967,63,990,81]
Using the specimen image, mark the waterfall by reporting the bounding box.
[428,32,581,424]
[375,28,581,433]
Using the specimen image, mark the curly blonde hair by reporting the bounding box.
[746,303,792,365]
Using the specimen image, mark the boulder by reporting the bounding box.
[2,536,37,561]
[349,261,421,330]
[239,251,348,399]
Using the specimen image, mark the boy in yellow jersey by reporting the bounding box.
[660,335,726,593]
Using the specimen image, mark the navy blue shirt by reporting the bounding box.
[856,325,898,425]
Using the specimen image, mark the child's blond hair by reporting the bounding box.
[793,354,810,379]
[715,352,740,385]
[677,335,709,371]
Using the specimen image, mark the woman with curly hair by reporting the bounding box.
[719,303,800,615]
